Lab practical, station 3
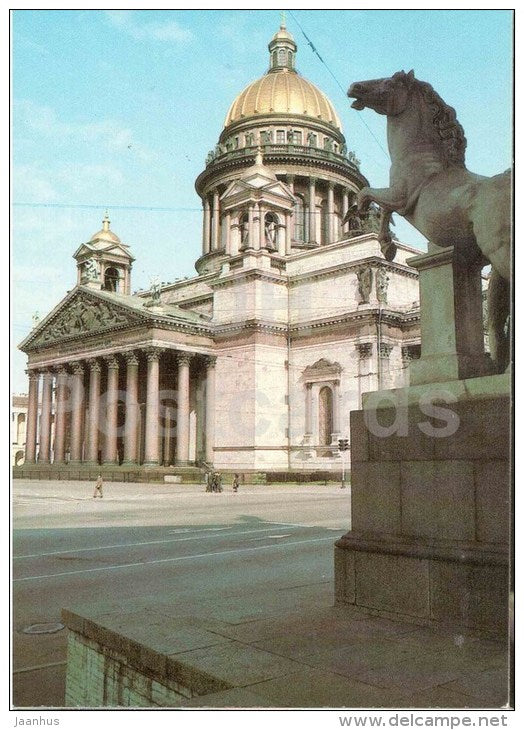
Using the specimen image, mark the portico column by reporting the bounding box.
[285,211,292,255]
[69,362,85,463]
[123,351,140,465]
[259,204,265,249]
[144,348,162,465]
[224,211,231,254]
[103,356,119,465]
[86,358,102,464]
[25,369,40,464]
[205,356,216,464]
[230,222,240,256]
[176,353,192,464]
[53,367,68,464]
[248,204,254,248]
[39,370,54,463]
[253,203,261,250]
[327,182,335,243]
[211,189,220,250]
[342,189,350,235]
[309,177,317,243]
[203,197,211,254]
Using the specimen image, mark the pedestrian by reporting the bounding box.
[204,470,212,492]
[93,474,103,499]
[232,473,240,493]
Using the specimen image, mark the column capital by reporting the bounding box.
[104,354,120,369]
[124,350,139,367]
[177,352,193,366]
[309,177,317,186]
[53,365,69,378]
[204,355,217,368]
[327,180,335,190]
[26,368,41,381]
[356,342,373,359]
[87,357,102,372]
[144,347,164,363]
[286,174,295,183]
[72,361,85,375]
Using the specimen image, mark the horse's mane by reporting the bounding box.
[414,79,467,167]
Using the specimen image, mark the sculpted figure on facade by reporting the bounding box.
[245,132,255,147]
[376,267,390,304]
[307,131,317,147]
[348,69,511,371]
[343,204,363,237]
[356,266,373,304]
[83,258,99,281]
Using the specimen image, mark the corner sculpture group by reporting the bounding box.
[347,70,511,373]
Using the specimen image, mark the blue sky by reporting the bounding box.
[12,9,513,393]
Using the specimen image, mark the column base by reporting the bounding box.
[102,460,119,466]
[68,459,84,466]
[83,460,101,467]
[175,460,191,467]
[121,460,140,467]
[142,461,160,467]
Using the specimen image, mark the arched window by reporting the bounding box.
[16,412,25,444]
[264,212,278,250]
[272,51,277,68]
[278,48,286,65]
[288,50,293,68]
[294,194,308,242]
[104,267,120,292]
[320,199,329,245]
[318,387,333,446]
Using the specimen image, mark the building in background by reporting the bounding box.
[17,22,422,479]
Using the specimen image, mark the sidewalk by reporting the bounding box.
[62,581,510,709]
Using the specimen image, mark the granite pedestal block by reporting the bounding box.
[334,374,511,637]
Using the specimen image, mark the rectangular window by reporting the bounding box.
[276,130,285,144]
[292,130,302,145]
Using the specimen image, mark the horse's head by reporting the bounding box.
[348,70,415,116]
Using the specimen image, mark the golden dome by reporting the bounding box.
[90,212,121,243]
[224,70,342,131]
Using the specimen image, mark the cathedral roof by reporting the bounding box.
[223,23,342,131]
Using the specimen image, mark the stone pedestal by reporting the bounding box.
[334,376,510,636]
[334,239,511,637]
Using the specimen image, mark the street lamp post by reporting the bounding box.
[338,438,349,488]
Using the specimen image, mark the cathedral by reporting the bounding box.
[17,21,422,479]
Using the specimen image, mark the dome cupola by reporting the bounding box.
[268,16,297,72]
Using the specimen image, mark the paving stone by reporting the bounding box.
[439,666,511,707]
[169,641,303,688]
[246,667,407,708]
[403,685,484,708]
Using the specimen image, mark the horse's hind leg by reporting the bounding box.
[487,269,511,373]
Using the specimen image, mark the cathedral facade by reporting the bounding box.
[18,23,421,478]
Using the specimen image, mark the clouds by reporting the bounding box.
[104,10,193,44]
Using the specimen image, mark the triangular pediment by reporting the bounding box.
[20,287,147,351]
[73,241,134,261]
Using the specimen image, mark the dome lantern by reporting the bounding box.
[268,14,297,72]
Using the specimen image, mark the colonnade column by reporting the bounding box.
[103,356,119,465]
[342,189,350,235]
[327,182,335,243]
[39,370,54,463]
[70,362,85,463]
[123,351,140,465]
[176,353,192,465]
[203,197,211,254]
[211,189,220,250]
[259,204,265,249]
[205,356,216,464]
[25,369,40,464]
[144,348,162,465]
[53,367,68,463]
[86,358,102,465]
[224,211,231,254]
[308,178,317,244]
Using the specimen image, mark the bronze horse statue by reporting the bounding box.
[348,70,511,372]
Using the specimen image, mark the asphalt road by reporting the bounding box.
[12,480,351,708]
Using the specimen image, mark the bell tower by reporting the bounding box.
[73,212,135,294]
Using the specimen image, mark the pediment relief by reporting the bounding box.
[303,358,342,382]
[27,292,144,349]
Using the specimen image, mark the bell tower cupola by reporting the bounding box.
[268,14,297,72]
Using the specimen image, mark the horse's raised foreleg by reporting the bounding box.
[487,269,511,373]
[357,186,408,215]
[378,209,398,261]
